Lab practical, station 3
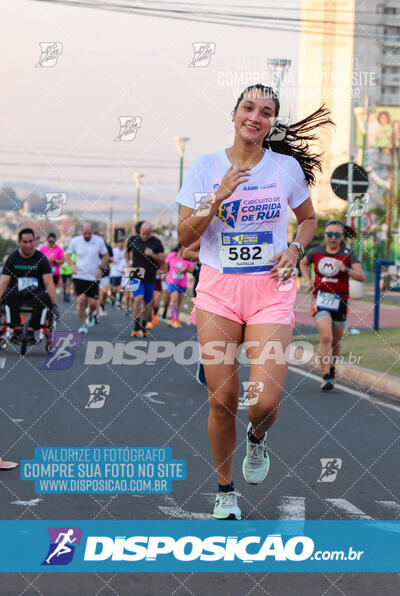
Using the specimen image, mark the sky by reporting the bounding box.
[0,0,302,224]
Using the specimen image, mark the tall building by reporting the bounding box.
[297,0,356,214]
[351,1,400,186]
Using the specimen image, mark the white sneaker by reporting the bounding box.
[87,314,95,327]
[79,324,88,334]
[213,491,241,520]
[242,422,270,485]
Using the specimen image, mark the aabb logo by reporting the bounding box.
[42,527,82,566]
[318,257,339,277]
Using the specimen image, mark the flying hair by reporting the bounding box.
[233,84,335,186]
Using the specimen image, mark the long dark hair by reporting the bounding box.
[233,84,334,186]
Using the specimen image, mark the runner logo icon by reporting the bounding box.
[214,200,241,228]
[41,332,82,370]
[42,527,82,566]
[86,384,110,409]
[36,42,63,67]
[317,458,342,483]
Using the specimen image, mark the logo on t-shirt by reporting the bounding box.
[214,200,241,228]
[318,257,339,277]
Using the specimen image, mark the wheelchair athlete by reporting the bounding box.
[0,228,60,343]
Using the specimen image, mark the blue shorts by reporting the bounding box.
[132,281,156,304]
[167,282,186,295]
[110,275,122,287]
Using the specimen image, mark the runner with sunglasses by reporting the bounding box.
[300,220,365,391]
[177,83,333,520]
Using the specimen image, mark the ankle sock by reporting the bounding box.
[218,481,234,493]
[248,427,265,444]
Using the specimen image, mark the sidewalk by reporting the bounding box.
[294,292,399,330]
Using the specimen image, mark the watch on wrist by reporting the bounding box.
[344,266,350,273]
[290,241,305,259]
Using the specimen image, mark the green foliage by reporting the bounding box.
[0,236,17,262]
[293,207,347,249]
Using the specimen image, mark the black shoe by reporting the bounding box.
[330,366,336,385]
[321,374,334,391]
[10,329,22,343]
[196,360,207,387]
[27,329,36,344]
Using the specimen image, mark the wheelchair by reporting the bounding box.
[0,302,56,356]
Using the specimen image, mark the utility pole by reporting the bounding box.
[133,173,144,224]
[386,129,395,260]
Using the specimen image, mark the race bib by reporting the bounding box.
[219,231,273,273]
[18,277,38,291]
[316,291,340,311]
[173,271,184,280]
[51,265,57,273]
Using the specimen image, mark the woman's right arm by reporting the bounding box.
[177,165,251,246]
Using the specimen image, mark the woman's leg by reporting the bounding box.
[170,291,179,320]
[244,323,293,439]
[331,324,346,369]
[315,314,334,377]
[196,308,244,486]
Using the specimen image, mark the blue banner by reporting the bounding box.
[0,521,399,572]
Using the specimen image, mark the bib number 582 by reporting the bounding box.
[228,246,262,261]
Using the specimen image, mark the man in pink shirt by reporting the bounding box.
[40,233,64,288]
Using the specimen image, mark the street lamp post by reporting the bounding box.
[133,173,144,225]
[174,136,190,191]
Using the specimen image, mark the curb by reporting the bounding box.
[177,312,400,402]
[303,349,400,402]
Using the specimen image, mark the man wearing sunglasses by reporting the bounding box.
[300,220,365,391]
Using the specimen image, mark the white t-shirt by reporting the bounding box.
[67,234,108,281]
[110,247,126,277]
[176,149,310,273]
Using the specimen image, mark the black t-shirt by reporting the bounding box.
[126,235,164,283]
[3,249,52,292]
[101,244,114,277]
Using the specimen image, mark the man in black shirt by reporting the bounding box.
[126,221,165,336]
[0,228,59,340]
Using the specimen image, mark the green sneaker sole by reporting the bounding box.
[213,513,241,520]
[242,454,270,485]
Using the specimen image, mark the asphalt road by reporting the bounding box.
[1,301,400,595]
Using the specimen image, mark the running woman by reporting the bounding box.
[165,244,194,328]
[40,233,64,289]
[300,220,365,390]
[177,84,333,520]
[60,246,75,302]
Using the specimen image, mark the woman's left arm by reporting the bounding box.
[270,197,317,279]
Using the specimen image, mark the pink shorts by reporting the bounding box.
[190,264,296,326]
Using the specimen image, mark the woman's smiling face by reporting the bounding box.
[233,91,277,146]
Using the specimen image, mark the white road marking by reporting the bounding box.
[325,498,373,520]
[376,500,400,518]
[10,498,43,506]
[11,418,24,423]
[277,496,305,520]
[0,358,5,369]
[159,495,400,522]
[158,495,211,520]
[288,366,400,413]
[142,392,165,405]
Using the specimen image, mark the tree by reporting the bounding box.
[0,236,17,262]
